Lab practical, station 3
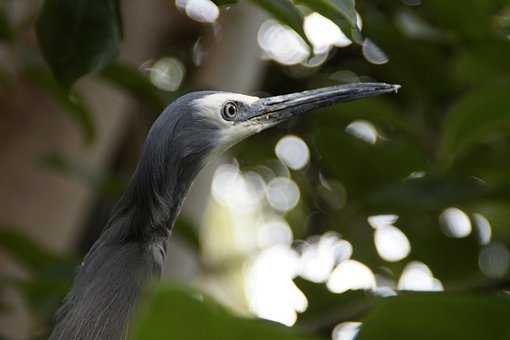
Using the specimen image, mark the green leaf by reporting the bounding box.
[38,152,128,197]
[250,0,310,46]
[366,176,488,213]
[358,293,510,340]
[36,0,122,88]
[212,0,239,5]
[439,83,510,164]
[101,63,167,112]
[298,0,361,43]
[0,6,13,42]
[295,278,377,330]
[0,229,64,273]
[174,217,201,250]
[131,284,322,340]
[25,67,96,144]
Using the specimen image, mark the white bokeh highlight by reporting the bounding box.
[327,260,376,294]
[398,261,443,291]
[275,135,310,171]
[439,207,472,238]
[345,120,378,144]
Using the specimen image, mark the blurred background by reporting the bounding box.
[1,0,510,339]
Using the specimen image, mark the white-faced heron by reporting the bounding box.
[49,82,400,339]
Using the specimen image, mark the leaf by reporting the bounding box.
[212,0,239,5]
[131,284,323,340]
[0,6,13,42]
[357,293,510,340]
[0,229,63,273]
[439,83,510,164]
[366,176,489,213]
[38,152,128,197]
[298,0,361,43]
[250,0,311,46]
[295,278,377,331]
[101,63,167,112]
[36,0,122,88]
[174,217,201,250]
[25,67,96,144]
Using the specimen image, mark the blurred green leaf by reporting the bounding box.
[295,279,376,330]
[251,0,311,46]
[358,293,510,340]
[36,0,122,88]
[39,152,128,197]
[0,229,63,272]
[0,7,13,42]
[0,229,75,323]
[25,67,96,144]
[212,0,239,5]
[174,217,201,250]
[298,0,361,42]
[366,176,488,213]
[101,63,166,111]
[132,284,322,340]
[439,83,510,164]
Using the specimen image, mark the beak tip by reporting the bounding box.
[392,84,402,93]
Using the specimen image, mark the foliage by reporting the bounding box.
[1,0,510,339]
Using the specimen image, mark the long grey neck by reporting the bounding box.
[49,138,206,340]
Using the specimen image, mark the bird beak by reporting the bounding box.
[245,82,400,127]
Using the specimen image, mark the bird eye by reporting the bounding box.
[222,102,238,121]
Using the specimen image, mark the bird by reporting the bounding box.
[49,82,400,340]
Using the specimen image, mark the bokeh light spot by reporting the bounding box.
[479,243,510,278]
[245,245,307,326]
[327,260,376,294]
[439,207,472,238]
[332,322,362,340]
[149,57,186,91]
[178,0,219,23]
[265,177,300,212]
[473,213,492,245]
[257,20,310,65]
[345,120,378,144]
[362,38,389,65]
[374,225,411,262]
[398,261,443,291]
[275,135,310,171]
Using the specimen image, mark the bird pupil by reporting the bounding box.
[228,106,236,115]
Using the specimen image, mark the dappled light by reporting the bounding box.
[398,262,444,291]
[332,321,362,340]
[473,213,492,245]
[275,135,310,171]
[439,207,472,238]
[362,39,389,65]
[245,245,308,326]
[2,0,510,339]
[374,225,411,262]
[327,260,377,294]
[176,0,219,23]
[299,233,353,283]
[345,120,379,144]
[304,13,357,53]
[265,177,300,213]
[257,20,309,66]
[147,57,186,91]
[479,243,510,278]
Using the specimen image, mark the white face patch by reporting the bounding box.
[193,92,262,149]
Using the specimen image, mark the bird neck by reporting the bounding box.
[111,129,210,243]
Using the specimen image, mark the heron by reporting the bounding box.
[49,82,400,340]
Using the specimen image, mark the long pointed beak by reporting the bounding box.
[244,82,400,125]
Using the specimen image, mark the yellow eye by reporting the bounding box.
[222,101,238,121]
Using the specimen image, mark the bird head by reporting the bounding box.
[157,82,400,156]
[134,82,400,212]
